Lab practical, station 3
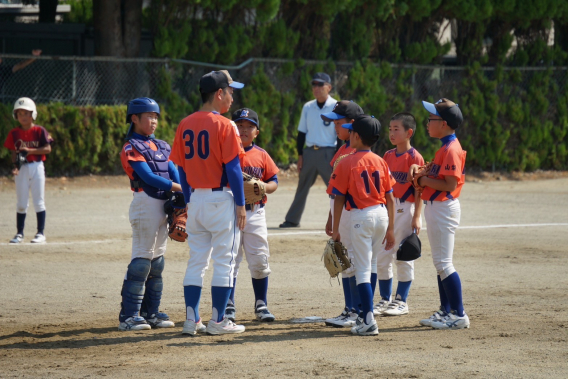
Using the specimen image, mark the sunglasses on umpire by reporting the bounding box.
[311,81,326,87]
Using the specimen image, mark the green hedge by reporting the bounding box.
[2,62,567,175]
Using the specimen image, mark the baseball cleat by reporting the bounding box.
[142,312,175,328]
[431,311,470,330]
[419,306,449,327]
[118,316,152,331]
[351,317,379,336]
[9,234,23,244]
[325,308,358,328]
[373,298,390,316]
[279,221,299,228]
[382,300,409,316]
[30,233,46,244]
[325,307,349,327]
[206,317,245,335]
[255,304,275,322]
[225,302,236,322]
[182,318,207,335]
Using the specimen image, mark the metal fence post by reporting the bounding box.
[72,58,77,104]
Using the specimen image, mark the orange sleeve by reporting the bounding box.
[383,162,396,193]
[329,158,350,195]
[170,121,185,167]
[220,120,245,164]
[439,148,464,179]
[262,153,279,181]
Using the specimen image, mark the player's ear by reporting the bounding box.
[407,128,414,139]
[131,114,139,124]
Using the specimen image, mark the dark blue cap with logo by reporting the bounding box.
[232,108,259,129]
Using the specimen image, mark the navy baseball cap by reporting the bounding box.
[312,72,331,84]
[321,100,364,121]
[422,98,463,129]
[396,232,421,261]
[232,108,260,129]
[342,114,381,140]
[200,70,244,93]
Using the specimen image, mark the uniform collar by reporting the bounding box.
[244,142,255,152]
[440,134,456,146]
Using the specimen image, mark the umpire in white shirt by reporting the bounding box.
[280,72,338,228]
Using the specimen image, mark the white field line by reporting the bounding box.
[1,223,567,247]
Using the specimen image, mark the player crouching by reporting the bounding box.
[225,108,279,323]
[118,97,183,331]
[329,115,396,336]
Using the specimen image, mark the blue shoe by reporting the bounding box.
[255,303,275,322]
[142,312,175,328]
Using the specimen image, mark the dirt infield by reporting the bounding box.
[1,176,567,378]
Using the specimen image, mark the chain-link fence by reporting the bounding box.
[2,54,568,109]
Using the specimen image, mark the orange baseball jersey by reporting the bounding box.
[421,135,467,202]
[4,125,53,162]
[383,147,424,202]
[329,150,396,210]
[330,140,356,168]
[241,143,279,205]
[120,139,158,182]
[170,111,245,189]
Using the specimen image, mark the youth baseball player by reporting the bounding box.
[225,108,279,323]
[4,97,53,244]
[118,97,182,331]
[321,100,364,328]
[374,113,424,317]
[329,115,396,336]
[409,98,469,330]
[170,70,247,336]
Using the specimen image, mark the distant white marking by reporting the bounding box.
[1,223,566,246]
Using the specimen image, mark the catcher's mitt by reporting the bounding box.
[242,172,266,205]
[322,239,352,279]
[411,161,434,193]
[164,192,188,242]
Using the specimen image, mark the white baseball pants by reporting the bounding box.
[234,207,271,280]
[129,191,168,261]
[183,188,240,288]
[349,204,389,284]
[330,198,355,278]
[424,199,461,280]
[15,161,46,214]
[375,199,416,282]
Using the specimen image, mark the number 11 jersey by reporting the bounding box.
[328,150,396,211]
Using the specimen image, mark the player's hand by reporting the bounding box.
[171,182,183,192]
[32,49,42,56]
[408,164,420,182]
[411,215,421,235]
[383,228,395,250]
[12,167,19,176]
[325,214,333,236]
[236,205,246,230]
[297,155,303,173]
[332,231,340,242]
[18,146,29,153]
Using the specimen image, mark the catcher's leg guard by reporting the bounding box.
[140,256,165,316]
[120,258,151,322]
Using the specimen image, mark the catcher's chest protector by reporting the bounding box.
[129,138,171,200]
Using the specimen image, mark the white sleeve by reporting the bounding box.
[297,104,309,133]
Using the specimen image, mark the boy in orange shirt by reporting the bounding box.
[226,108,279,323]
[374,113,424,317]
[329,114,396,336]
[409,98,469,330]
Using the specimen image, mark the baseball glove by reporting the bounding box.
[164,192,188,242]
[411,161,434,193]
[322,239,352,279]
[333,152,353,171]
[14,151,27,170]
[242,172,266,205]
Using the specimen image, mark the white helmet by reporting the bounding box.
[13,97,37,120]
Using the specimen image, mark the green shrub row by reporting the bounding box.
[2,62,567,175]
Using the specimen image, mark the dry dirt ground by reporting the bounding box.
[0,175,567,378]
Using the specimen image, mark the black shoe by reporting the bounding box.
[279,221,299,228]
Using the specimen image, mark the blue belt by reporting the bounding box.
[190,186,223,193]
[245,203,265,211]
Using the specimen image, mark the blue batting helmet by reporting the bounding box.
[126,97,160,123]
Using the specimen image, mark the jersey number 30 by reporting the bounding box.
[361,170,380,194]
[183,130,210,159]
